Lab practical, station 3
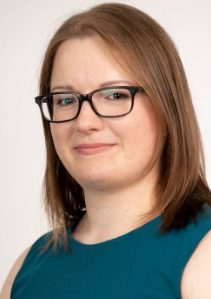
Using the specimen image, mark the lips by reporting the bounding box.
[74,143,115,155]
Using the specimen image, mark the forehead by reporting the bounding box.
[50,36,139,92]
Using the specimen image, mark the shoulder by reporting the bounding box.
[0,231,52,299]
[181,229,211,299]
[180,207,211,298]
[0,247,31,299]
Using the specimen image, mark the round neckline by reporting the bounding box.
[69,214,162,247]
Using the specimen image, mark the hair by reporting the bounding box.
[38,2,211,247]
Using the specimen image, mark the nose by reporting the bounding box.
[75,100,104,133]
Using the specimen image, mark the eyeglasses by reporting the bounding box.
[35,86,145,123]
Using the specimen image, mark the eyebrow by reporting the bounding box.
[50,80,134,93]
[99,80,134,88]
[51,84,73,92]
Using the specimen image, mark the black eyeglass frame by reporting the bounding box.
[35,86,145,123]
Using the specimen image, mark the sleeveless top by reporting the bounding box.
[11,208,211,299]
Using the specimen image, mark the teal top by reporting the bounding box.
[11,209,211,299]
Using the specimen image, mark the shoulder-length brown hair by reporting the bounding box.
[38,3,211,246]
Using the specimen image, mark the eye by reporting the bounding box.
[111,92,127,99]
[53,94,79,107]
[58,96,74,106]
[103,90,130,101]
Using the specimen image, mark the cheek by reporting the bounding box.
[128,102,162,155]
[140,98,162,139]
[50,123,74,151]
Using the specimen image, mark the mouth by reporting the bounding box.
[74,143,115,155]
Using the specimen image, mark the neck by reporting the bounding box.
[72,178,159,244]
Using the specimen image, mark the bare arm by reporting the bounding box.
[0,247,31,299]
[181,230,211,299]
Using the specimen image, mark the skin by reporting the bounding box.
[181,230,211,298]
[50,36,164,243]
[0,247,30,299]
[1,36,211,298]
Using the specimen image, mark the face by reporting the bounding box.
[50,36,163,192]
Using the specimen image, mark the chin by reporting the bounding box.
[72,168,115,188]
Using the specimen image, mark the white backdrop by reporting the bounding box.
[0,0,211,289]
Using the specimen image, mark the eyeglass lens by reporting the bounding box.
[41,87,133,122]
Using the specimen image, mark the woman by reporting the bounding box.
[1,3,211,298]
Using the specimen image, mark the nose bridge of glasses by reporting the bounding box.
[80,93,90,102]
[78,92,98,116]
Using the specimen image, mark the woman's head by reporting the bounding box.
[38,3,210,243]
[50,36,163,198]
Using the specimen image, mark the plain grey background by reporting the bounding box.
[0,0,211,289]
